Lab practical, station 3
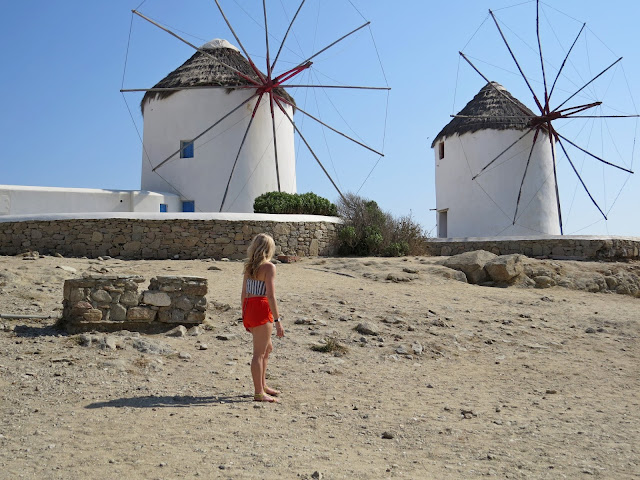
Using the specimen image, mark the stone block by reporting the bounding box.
[186,311,206,324]
[143,291,171,307]
[83,309,103,322]
[110,303,127,321]
[127,307,156,322]
[120,290,140,306]
[174,296,193,311]
[91,289,112,304]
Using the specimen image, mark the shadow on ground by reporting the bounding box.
[85,394,251,409]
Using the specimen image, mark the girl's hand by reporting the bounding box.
[275,322,285,338]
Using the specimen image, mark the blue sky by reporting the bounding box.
[1,0,639,236]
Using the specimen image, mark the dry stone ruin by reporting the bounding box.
[60,274,207,333]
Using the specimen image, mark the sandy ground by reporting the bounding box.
[0,254,638,479]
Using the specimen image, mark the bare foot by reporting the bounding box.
[254,393,279,403]
[264,387,280,396]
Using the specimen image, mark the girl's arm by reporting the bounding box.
[241,272,248,305]
[264,263,284,337]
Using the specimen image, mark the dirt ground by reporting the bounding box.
[0,254,638,479]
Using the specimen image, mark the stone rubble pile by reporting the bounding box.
[60,274,207,332]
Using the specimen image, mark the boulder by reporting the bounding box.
[485,254,526,283]
[443,250,498,284]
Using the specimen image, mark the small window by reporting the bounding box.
[438,141,445,160]
[182,201,195,212]
[159,204,167,213]
[180,140,194,158]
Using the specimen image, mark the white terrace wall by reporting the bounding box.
[0,213,340,260]
[0,185,182,215]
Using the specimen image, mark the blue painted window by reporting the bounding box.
[182,201,195,212]
[159,204,167,213]
[180,140,194,158]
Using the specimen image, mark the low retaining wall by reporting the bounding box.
[60,275,207,333]
[426,235,640,261]
[0,213,340,260]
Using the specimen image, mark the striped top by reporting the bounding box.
[246,278,267,296]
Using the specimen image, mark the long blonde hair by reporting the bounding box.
[244,233,276,278]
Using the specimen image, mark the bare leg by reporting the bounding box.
[251,323,277,402]
[262,339,280,396]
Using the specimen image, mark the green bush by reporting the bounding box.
[337,193,429,257]
[253,192,337,216]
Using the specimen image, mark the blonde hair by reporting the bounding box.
[244,233,276,278]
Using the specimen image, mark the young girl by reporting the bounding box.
[241,233,285,403]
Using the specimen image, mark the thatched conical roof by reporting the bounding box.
[431,82,536,147]
[141,39,295,114]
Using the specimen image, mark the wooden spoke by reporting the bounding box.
[153,93,258,172]
[553,57,622,111]
[556,132,634,174]
[513,128,541,224]
[219,94,264,212]
[472,128,535,180]
[275,95,384,156]
[490,9,544,113]
[271,0,306,73]
[557,138,608,220]
[272,96,346,203]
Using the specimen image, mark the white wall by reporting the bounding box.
[434,129,561,238]
[141,88,296,213]
[0,185,181,215]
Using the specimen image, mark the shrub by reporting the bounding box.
[311,337,348,356]
[336,193,429,257]
[253,191,337,216]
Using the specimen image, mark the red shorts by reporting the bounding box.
[242,296,273,332]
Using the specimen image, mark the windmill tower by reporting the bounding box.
[431,82,561,238]
[140,39,297,213]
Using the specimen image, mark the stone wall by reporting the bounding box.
[60,275,207,333]
[0,215,339,260]
[426,236,640,261]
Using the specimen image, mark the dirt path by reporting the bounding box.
[0,255,638,479]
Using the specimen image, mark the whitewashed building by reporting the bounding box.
[140,39,297,213]
[431,82,560,238]
[0,39,296,217]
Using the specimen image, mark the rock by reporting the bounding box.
[381,431,395,439]
[187,326,202,336]
[132,338,174,355]
[174,296,193,311]
[412,342,423,355]
[127,307,156,322]
[143,291,171,307]
[78,334,93,346]
[91,289,112,304]
[294,318,314,325]
[485,254,525,283]
[395,345,409,355]
[207,266,222,271]
[178,352,192,360]
[311,472,323,480]
[56,265,77,273]
[585,327,596,334]
[443,250,497,284]
[99,336,118,350]
[166,326,187,337]
[534,276,555,288]
[386,273,413,283]
[198,343,209,350]
[355,322,379,336]
[110,304,127,322]
[82,309,103,322]
[119,291,140,307]
[216,334,237,341]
